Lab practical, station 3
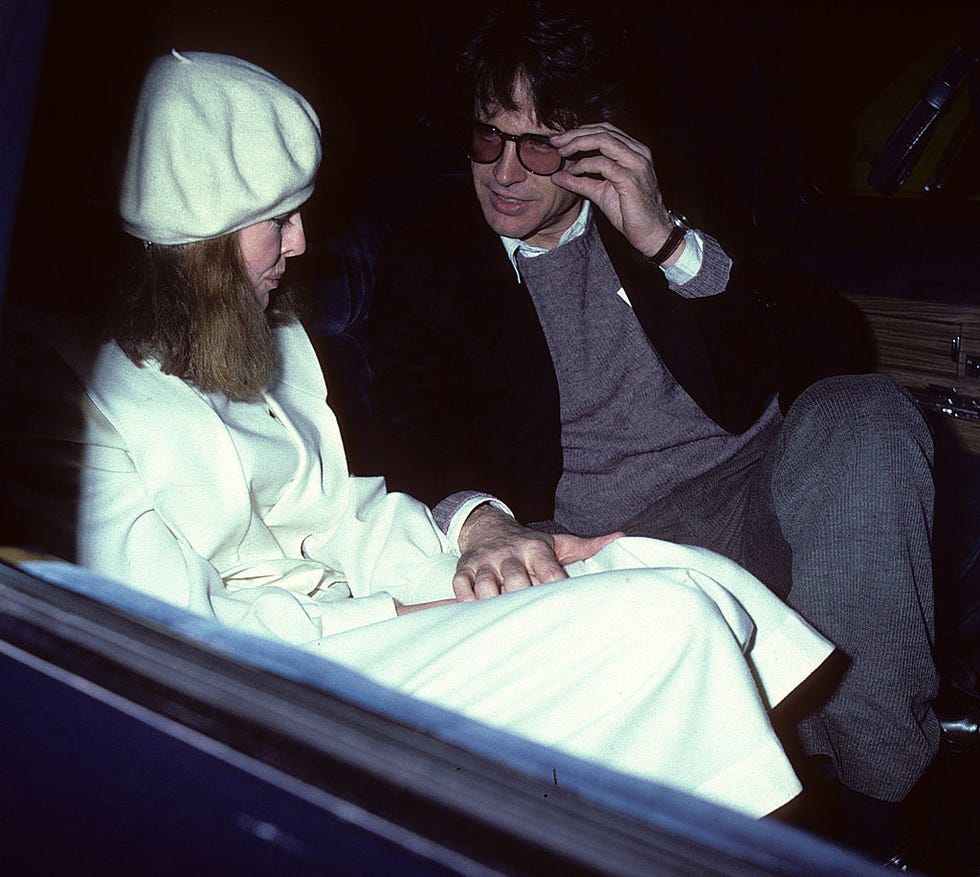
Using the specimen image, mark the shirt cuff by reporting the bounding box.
[662,228,703,285]
[668,231,734,299]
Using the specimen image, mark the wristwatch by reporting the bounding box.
[644,210,690,266]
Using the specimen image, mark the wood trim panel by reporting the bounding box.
[866,314,960,388]
[843,294,980,454]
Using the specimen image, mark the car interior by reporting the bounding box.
[1,0,978,873]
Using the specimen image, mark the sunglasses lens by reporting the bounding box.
[467,124,504,163]
[465,124,563,175]
[518,138,563,175]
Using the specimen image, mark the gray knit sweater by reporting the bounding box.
[516,214,780,536]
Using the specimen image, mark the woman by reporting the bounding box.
[51,49,832,817]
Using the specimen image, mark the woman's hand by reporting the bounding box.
[395,598,457,616]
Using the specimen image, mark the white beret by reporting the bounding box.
[120,50,322,245]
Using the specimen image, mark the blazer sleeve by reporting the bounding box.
[361,232,481,505]
[746,243,876,412]
[611,223,875,433]
[361,223,562,522]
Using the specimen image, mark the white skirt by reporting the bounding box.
[312,537,834,818]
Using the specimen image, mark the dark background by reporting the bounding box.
[9,0,979,316]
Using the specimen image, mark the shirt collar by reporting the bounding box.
[500,200,592,280]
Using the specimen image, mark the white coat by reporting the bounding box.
[68,321,463,642]
[54,318,833,817]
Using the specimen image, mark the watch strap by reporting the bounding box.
[644,221,687,266]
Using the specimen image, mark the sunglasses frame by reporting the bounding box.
[463,122,566,176]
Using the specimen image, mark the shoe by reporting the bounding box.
[939,709,980,753]
[936,676,980,753]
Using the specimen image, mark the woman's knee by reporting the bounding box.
[562,569,724,641]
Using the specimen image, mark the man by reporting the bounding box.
[362,0,940,860]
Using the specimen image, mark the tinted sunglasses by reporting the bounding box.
[463,121,565,176]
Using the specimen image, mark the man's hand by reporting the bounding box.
[453,503,622,601]
[549,123,683,265]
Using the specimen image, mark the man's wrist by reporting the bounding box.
[641,211,691,267]
[457,502,499,552]
[643,223,686,266]
[439,492,515,550]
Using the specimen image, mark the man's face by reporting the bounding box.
[470,83,582,250]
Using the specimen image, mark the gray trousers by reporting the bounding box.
[637,374,940,802]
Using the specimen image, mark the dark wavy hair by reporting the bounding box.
[457,1,630,130]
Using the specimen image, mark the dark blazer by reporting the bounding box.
[361,195,873,524]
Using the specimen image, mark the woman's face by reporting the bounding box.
[238,210,306,310]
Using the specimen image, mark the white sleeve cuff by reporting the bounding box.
[663,229,703,285]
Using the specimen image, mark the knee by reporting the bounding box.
[782,374,933,467]
[573,569,723,641]
[772,375,936,534]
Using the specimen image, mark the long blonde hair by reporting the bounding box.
[113,231,303,400]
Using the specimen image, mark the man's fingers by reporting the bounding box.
[551,169,604,200]
[526,550,568,584]
[497,556,535,593]
[552,126,650,163]
[452,568,478,601]
[453,548,556,600]
[471,562,508,599]
[553,531,624,565]
[455,531,620,601]
[463,558,536,599]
